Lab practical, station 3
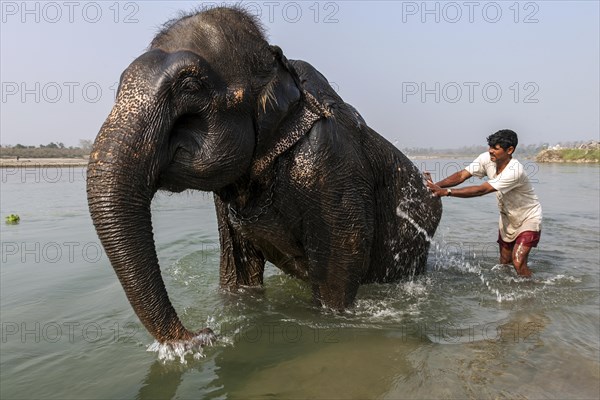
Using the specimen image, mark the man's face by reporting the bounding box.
[489,144,514,162]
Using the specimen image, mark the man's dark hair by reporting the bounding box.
[487,129,518,150]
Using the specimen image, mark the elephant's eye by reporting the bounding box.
[180,76,204,94]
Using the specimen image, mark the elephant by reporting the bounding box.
[87,6,442,349]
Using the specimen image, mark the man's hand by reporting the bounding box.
[426,180,448,197]
[423,171,448,197]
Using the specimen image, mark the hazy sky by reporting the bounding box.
[1,1,598,149]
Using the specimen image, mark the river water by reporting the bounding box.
[1,159,598,399]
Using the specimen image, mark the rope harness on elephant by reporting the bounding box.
[228,90,330,226]
[250,90,331,178]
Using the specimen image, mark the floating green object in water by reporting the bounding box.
[5,214,20,224]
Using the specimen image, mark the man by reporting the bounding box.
[426,129,542,277]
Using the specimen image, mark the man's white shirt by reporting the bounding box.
[465,152,542,242]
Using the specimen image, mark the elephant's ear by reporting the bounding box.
[260,45,303,110]
[252,46,302,160]
[252,46,326,179]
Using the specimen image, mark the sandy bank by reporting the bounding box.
[0,158,89,168]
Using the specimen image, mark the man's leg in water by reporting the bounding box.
[512,243,533,277]
[498,231,513,266]
[499,244,513,265]
[498,231,538,277]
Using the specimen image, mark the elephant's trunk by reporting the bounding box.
[87,184,189,343]
[86,66,194,344]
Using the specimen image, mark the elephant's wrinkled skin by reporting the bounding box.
[87,7,442,347]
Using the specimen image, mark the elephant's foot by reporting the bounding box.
[182,327,217,347]
[149,328,217,363]
[312,282,359,312]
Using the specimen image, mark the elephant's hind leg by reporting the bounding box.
[305,212,373,311]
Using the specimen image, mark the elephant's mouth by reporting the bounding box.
[158,120,210,192]
[157,147,195,193]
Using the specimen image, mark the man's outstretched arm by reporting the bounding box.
[427,180,496,198]
[435,169,472,188]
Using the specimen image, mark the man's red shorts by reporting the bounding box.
[497,230,541,250]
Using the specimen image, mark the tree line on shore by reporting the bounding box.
[0,140,92,159]
[1,139,597,161]
[401,140,598,162]
[401,143,542,158]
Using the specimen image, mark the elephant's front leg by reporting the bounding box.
[214,195,265,289]
[304,209,373,310]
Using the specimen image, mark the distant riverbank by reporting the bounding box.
[1,144,598,168]
[535,142,599,163]
[0,157,89,168]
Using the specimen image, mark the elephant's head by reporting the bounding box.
[87,8,302,345]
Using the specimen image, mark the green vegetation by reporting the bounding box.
[0,140,91,159]
[403,143,547,159]
[536,142,600,163]
[404,140,599,163]
[5,214,20,224]
[3,139,597,162]
[560,148,600,162]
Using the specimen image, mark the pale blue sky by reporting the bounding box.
[1,1,598,149]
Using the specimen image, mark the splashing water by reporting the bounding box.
[430,239,526,304]
[147,340,206,364]
[395,207,434,243]
[539,274,582,285]
[146,328,217,364]
[425,225,537,303]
